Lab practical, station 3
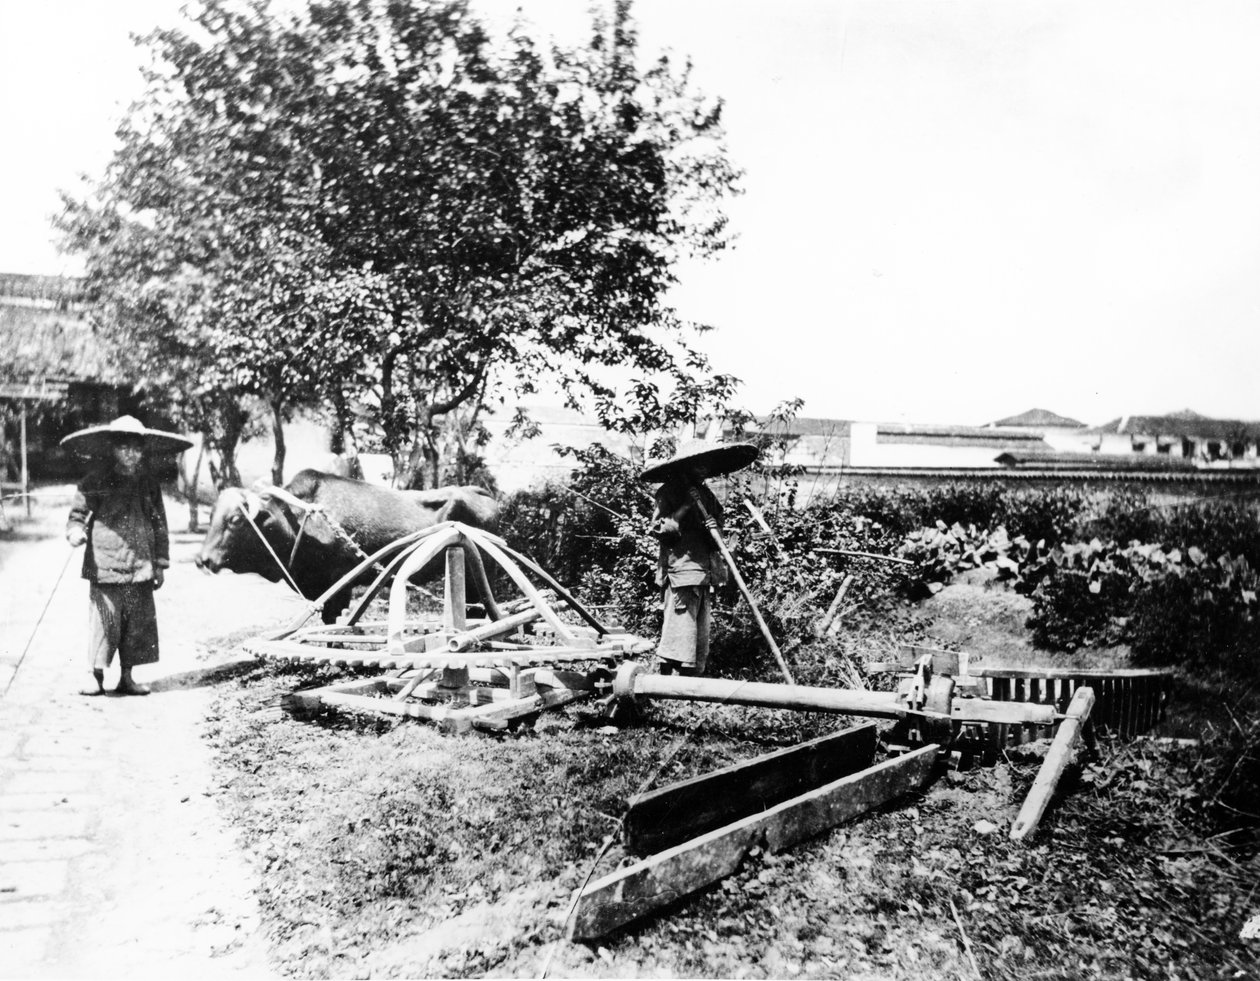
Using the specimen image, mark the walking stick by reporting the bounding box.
[685,481,795,685]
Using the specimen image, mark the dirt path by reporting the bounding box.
[0,490,306,978]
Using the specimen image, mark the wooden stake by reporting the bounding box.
[1010,686,1095,842]
[814,575,853,638]
[443,544,467,633]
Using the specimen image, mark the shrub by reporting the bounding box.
[500,460,1260,676]
[1022,540,1260,667]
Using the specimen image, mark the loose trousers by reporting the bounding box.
[87,582,159,671]
[657,584,710,674]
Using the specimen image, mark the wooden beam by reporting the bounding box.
[443,544,467,632]
[950,697,1057,726]
[625,723,877,856]
[1010,686,1095,842]
[973,666,1172,680]
[630,674,906,719]
[566,744,938,941]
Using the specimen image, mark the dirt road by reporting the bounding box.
[0,489,306,978]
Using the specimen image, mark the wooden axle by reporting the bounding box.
[611,662,1058,728]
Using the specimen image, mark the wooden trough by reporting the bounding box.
[241,521,652,732]
[566,722,940,941]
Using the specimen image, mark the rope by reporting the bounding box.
[244,491,442,607]
[235,499,306,595]
[2,547,75,700]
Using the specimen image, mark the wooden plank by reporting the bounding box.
[885,645,963,675]
[972,666,1173,680]
[566,744,939,941]
[321,691,447,720]
[625,724,878,856]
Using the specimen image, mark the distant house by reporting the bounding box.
[1085,410,1260,468]
[987,407,1094,453]
[719,415,1052,469]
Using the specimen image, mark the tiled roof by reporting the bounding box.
[876,423,1046,442]
[1089,414,1260,440]
[990,408,1085,428]
[995,450,1197,472]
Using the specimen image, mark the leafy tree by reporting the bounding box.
[59,0,741,489]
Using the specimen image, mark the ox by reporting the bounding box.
[195,469,499,622]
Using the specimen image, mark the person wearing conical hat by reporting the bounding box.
[62,416,192,696]
[641,439,758,676]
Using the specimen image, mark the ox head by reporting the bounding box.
[194,486,293,583]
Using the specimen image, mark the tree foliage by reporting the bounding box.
[60,0,741,488]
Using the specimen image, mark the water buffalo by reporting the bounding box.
[195,469,499,622]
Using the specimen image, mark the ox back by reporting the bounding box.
[284,470,499,549]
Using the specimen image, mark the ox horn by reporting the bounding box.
[257,485,321,514]
[236,488,263,520]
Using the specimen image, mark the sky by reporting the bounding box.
[3,0,1259,428]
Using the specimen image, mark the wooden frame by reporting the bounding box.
[284,670,599,734]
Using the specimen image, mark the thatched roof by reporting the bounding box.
[1,274,114,398]
[0,272,84,305]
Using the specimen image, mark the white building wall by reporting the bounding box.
[1038,427,1096,453]
[848,422,1006,468]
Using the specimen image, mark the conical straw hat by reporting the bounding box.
[639,439,759,483]
[60,415,193,457]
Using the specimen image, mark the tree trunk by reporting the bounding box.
[207,393,248,488]
[424,437,440,489]
[186,440,205,533]
[395,404,437,490]
[270,398,286,487]
[209,445,242,489]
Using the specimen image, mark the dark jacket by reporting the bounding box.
[652,479,729,589]
[67,469,169,584]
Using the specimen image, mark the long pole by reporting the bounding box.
[20,406,29,517]
[685,481,795,684]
